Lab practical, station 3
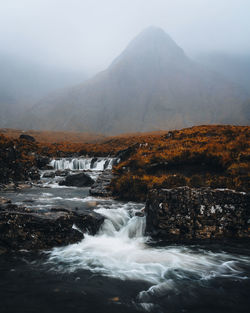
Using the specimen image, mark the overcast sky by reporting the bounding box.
[0,0,250,74]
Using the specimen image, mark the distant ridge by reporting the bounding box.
[18,27,249,134]
[0,128,107,143]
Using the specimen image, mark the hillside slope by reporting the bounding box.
[18,27,249,134]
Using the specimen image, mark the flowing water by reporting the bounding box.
[0,158,250,313]
[50,157,114,171]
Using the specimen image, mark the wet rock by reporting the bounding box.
[42,171,56,178]
[59,172,94,187]
[16,183,32,190]
[19,134,35,142]
[55,169,70,177]
[0,197,11,205]
[135,210,145,217]
[90,170,113,197]
[1,183,17,191]
[40,165,54,170]
[35,155,50,169]
[28,167,40,181]
[104,159,110,170]
[52,207,105,235]
[90,157,98,168]
[145,187,250,241]
[0,204,104,251]
[22,199,35,203]
[0,210,83,250]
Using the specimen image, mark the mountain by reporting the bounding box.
[18,27,249,134]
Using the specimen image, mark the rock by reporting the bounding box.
[22,199,35,203]
[59,172,94,187]
[16,183,32,190]
[35,155,50,169]
[55,169,70,177]
[0,210,83,250]
[42,171,56,178]
[90,170,113,197]
[145,187,250,242]
[0,204,104,251]
[19,134,35,142]
[51,207,105,235]
[116,144,139,162]
[0,134,40,184]
[0,197,11,205]
[28,167,40,181]
[135,210,145,217]
[2,183,17,191]
[90,157,98,168]
[40,165,54,170]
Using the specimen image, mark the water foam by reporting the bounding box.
[46,201,250,309]
[50,157,114,171]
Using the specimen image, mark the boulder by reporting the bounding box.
[145,187,250,241]
[19,134,35,142]
[59,172,94,187]
[55,169,70,177]
[42,171,56,178]
[51,207,105,235]
[0,204,104,251]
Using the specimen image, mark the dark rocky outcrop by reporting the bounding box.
[59,172,94,187]
[19,134,35,142]
[116,144,140,162]
[145,187,250,241]
[0,203,104,251]
[55,169,70,177]
[35,155,50,169]
[0,134,41,186]
[42,171,56,178]
[90,170,113,197]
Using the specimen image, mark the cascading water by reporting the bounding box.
[47,201,250,312]
[50,157,115,171]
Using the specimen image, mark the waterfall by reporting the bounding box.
[50,157,115,171]
[46,200,250,311]
[47,202,248,283]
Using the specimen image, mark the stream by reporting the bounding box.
[0,157,250,313]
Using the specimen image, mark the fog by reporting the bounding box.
[0,0,250,129]
[0,0,250,74]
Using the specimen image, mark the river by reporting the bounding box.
[0,158,249,313]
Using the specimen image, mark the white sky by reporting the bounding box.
[0,0,249,73]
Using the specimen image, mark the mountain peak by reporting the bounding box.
[111,26,188,68]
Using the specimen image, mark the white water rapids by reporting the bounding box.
[47,200,249,308]
[50,157,114,171]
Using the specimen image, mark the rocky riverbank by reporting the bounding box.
[0,198,104,253]
[0,134,50,189]
[145,187,250,242]
[90,170,114,197]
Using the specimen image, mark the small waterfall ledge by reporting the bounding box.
[50,157,116,171]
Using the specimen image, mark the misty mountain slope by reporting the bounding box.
[196,52,250,92]
[0,53,88,128]
[19,27,249,134]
